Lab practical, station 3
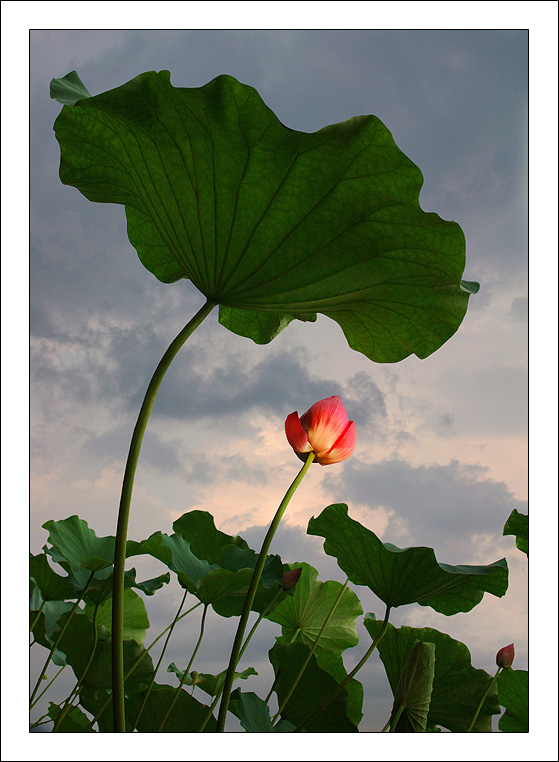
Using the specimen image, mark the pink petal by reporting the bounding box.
[300,396,349,455]
[285,411,312,453]
[316,421,356,465]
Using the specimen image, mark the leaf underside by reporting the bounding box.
[53,70,477,362]
[308,504,508,614]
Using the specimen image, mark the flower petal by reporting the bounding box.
[300,396,349,455]
[285,411,312,453]
[316,421,356,465]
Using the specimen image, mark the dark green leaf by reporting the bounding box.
[195,566,280,617]
[220,544,284,588]
[172,510,249,565]
[55,611,154,691]
[498,668,528,732]
[47,701,94,732]
[30,553,76,601]
[503,509,528,556]
[266,562,362,657]
[167,664,257,697]
[126,683,216,732]
[127,531,217,592]
[365,618,500,732]
[269,642,359,732]
[84,588,149,645]
[30,600,74,653]
[53,70,476,362]
[390,640,435,732]
[49,70,91,106]
[308,504,508,614]
[229,689,296,732]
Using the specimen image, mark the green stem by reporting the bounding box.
[293,604,391,732]
[30,601,46,634]
[30,665,66,709]
[111,298,216,732]
[52,601,100,732]
[157,604,209,732]
[271,578,349,725]
[84,600,202,731]
[29,713,52,730]
[466,667,501,732]
[196,588,284,733]
[389,704,405,732]
[216,452,316,732]
[30,572,94,707]
[132,589,188,731]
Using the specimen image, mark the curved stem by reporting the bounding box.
[157,604,209,732]
[467,668,500,732]
[111,298,216,732]
[30,572,94,707]
[216,452,315,732]
[271,578,349,724]
[293,604,391,732]
[132,589,188,731]
[52,601,101,732]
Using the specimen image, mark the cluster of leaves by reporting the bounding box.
[30,507,527,732]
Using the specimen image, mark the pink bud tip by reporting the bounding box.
[496,643,515,669]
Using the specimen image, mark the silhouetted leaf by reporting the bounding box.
[308,504,508,614]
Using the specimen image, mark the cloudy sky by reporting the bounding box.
[11,10,551,754]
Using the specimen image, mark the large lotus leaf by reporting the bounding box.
[498,668,528,732]
[269,642,359,732]
[172,510,249,565]
[389,640,435,732]
[365,618,500,732]
[52,70,477,363]
[308,504,508,614]
[266,562,362,657]
[503,509,528,556]
[30,552,75,601]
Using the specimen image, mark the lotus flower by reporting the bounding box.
[496,643,515,669]
[285,396,356,466]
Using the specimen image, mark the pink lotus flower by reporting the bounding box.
[285,396,356,466]
[496,643,515,669]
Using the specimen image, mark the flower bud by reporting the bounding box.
[496,643,515,669]
[285,396,356,466]
[282,567,302,591]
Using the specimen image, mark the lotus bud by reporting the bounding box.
[282,567,302,591]
[496,643,515,669]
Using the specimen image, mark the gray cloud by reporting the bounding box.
[323,457,527,557]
